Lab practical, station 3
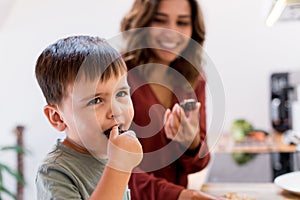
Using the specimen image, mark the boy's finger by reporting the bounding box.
[109,126,119,139]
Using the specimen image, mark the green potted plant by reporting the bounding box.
[0,126,26,200]
[0,145,25,200]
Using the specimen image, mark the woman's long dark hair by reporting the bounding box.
[121,0,206,88]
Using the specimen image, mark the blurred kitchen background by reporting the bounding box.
[0,0,300,199]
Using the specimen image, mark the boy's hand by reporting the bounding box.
[107,126,143,173]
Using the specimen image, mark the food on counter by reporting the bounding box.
[224,192,255,200]
[231,119,254,142]
[247,130,268,141]
[231,119,269,142]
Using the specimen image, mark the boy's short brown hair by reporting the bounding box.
[35,36,127,105]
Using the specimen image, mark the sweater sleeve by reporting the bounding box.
[129,168,185,200]
[177,77,210,174]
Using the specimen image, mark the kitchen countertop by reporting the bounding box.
[201,183,300,200]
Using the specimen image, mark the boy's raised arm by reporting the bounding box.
[89,126,143,200]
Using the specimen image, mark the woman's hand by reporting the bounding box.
[107,126,143,172]
[164,103,201,150]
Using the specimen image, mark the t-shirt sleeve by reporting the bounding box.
[36,166,82,200]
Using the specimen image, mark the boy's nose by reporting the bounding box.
[107,111,118,119]
[109,113,119,119]
[107,103,121,119]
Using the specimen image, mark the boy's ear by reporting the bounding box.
[44,105,66,132]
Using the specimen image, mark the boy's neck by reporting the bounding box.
[62,137,91,155]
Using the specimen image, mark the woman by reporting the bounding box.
[121,0,218,199]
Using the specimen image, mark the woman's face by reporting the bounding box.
[148,0,192,65]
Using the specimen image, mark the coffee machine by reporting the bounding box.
[270,71,300,132]
[270,71,300,179]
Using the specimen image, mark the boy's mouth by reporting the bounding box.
[103,126,126,138]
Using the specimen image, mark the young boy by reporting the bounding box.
[35,35,143,200]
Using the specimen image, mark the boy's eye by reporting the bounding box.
[116,91,128,98]
[87,97,103,106]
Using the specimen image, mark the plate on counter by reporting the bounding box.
[274,171,300,195]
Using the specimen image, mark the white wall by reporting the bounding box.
[202,0,300,133]
[0,0,299,199]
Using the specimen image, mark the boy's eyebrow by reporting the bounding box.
[80,86,131,102]
[118,86,131,91]
[80,92,106,102]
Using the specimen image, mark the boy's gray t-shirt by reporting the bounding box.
[36,139,130,200]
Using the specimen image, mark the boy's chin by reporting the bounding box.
[91,148,108,160]
[85,139,109,159]
[95,153,109,160]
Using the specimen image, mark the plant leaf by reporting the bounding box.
[0,164,25,185]
[0,145,27,155]
[0,170,2,183]
[0,185,17,200]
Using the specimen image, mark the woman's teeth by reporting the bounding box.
[160,41,178,49]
